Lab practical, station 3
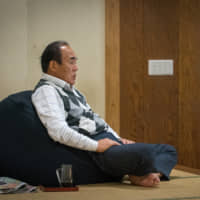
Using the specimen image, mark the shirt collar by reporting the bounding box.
[42,73,73,91]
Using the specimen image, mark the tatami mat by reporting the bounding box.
[0,169,199,200]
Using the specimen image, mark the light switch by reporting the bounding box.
[148,60,173,76]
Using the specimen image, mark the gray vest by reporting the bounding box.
[34,79,107,136]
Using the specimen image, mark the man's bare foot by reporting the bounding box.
[129,173,161,187]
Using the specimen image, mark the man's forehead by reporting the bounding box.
[60,45,76,59]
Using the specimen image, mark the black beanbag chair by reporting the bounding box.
[0,91,117,186]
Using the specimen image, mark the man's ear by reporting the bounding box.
[48,60,58,73]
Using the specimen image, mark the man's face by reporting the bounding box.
[52,45,78,85]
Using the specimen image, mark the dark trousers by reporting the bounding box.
[89,132,177,180]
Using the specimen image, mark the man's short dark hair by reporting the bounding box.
[41,40,69,73]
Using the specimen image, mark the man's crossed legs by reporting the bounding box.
[89,132,177,187]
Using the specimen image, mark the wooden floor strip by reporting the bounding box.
[150,196,200,200]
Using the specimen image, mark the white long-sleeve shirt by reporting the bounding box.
[32,73,120,152]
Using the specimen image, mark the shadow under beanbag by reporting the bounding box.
[0,91,117,186]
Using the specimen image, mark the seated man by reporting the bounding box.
[32,41,177,187]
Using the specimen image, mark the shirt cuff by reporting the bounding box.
[88,140,98,152]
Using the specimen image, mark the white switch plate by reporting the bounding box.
[148,60,173,75]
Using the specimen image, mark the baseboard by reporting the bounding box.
[175,164,200,175]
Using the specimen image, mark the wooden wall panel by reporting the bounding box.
[120,0,144,141]
[105,0,120,134]
[143,0,179,147]
[106,0,200,170]
[179,0,200,168]
[120,0,179,146]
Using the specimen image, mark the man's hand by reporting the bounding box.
[120,138,136,144]
[96,138,121,152]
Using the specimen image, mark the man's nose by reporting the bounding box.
[74,64,78,71]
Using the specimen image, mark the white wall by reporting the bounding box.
[0,0,27,97]
[0,0,105,117]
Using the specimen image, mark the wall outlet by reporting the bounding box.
[148,60,173,76]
